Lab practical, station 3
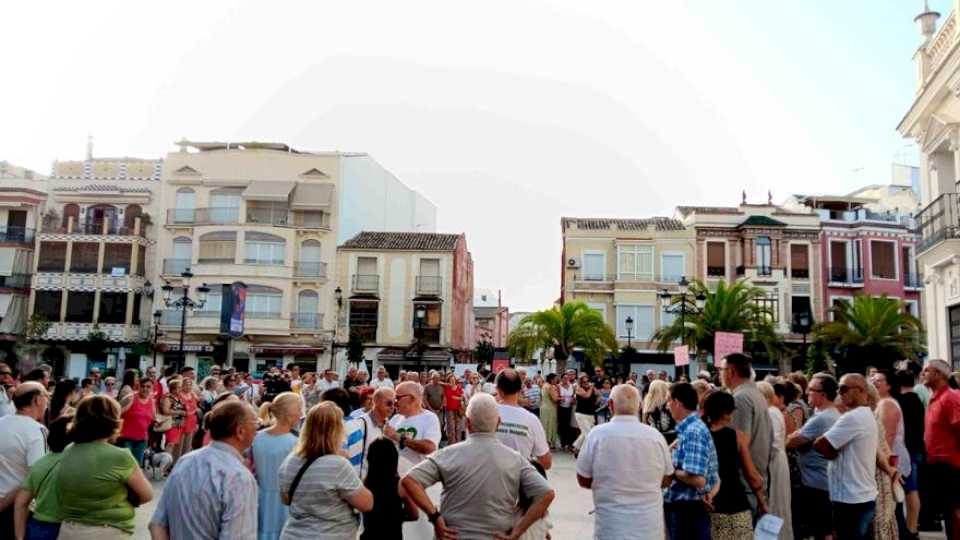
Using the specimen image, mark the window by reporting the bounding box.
[418,258,442,294]
[830,240,848,280]
[420,258,440,276]
[295,291,320,329]
[246,285,282,318]
[62,204,79,230]
[616,305,654,340]
[173,188,195,223]
[754,294,779,324]
[903,246,917,285]
[247,201,289,225]
[103,244,131,275]
[209,188,242,224]
[350,300,379,342]
[755,237,772,275]
[293,211,328,229]
[706,242,726,277]
[660,306,678,330]
[661,254,684,283]
[37,242,66,272]
[790,244,809,280]
[136,245,146,277]
[830,297,850,321]
[123,204,142,231]
[358,257,377,275]
[618,245,653,281]
[98,292,128,324]
[198,231,236,263]
[355,257,379,291]
[244,232,285,265]
[70,242,99,273]
[871,240,897,279]
[65,291,96,323]
[34,291,62,321]
[583,252,606,281]
[414,302,442,344]
[791,296,812,330]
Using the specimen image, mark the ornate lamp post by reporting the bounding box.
[658,276,706,379]
[625,315,634,349]
[151,310,163,368]
[414,306,426,373]
[160,269,209,371]
[330,286,343,370]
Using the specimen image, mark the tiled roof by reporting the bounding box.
[562,217,685,231]
[51,184,152,193]
[341,231,461,251]
[675,206,741,217]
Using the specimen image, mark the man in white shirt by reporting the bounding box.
[576,383,673,540]
[316,369,340,392]
[814,373,879,540]
[495,369,551,470]
[384,381,441,466]
[0,382,49,532]
[0,363,16,418]
[350,387,395,478]
[370,367,394,390]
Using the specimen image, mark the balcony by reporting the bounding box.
[756,266,772,277]
[904,272,924,290]
[790,268,810,280]
[165,207,240,226]
[247,207,291,226]
[829,266,864,287]
[246,311,281,319]
[294,261,328,279]
[416,276,442,296]
[42,218,147,238]
[44,322,140,341]
[291,312,323,331]
[0,227,34,246]
[0,273,31,289]
[917,192,960,253]
[706,266,726,278]
[162,258,191,275]
[352,274,379,294]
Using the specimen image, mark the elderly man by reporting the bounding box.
[0,362,15,418]
[424,372,445,418]
[721,353,771,509]
[385,381,441,466]
[814,373,879,540]
[150,400,258,539]
[576,383,672,540]
[922,359,960,539]
[495,369,551,470]
[402,393,555,540]
[370,367,395,389]
[316,369,340,392]
[349,387,395,477]
[0,382,48,534]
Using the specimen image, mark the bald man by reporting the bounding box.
[0,381,48,531]
[384,381,441,466]
[814,373,878,540]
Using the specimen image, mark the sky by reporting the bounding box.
[0,0,937,311]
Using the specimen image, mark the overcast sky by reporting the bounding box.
[2,1,934,311]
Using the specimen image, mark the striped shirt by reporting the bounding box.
[343,416,380,477]
[664,413,719,503]
[278,453,364,540]
[150,441,258,539]
[524,384,542,408]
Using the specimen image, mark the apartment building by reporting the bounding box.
[897,3,960,367]
[560,217,695,375]
[153,142,438,375]
[336,231,474,374]
[0,162,47,369]
[29,153,160,379]
[676,201,821,372]
[784,185,922,322]
[474,288,509,348]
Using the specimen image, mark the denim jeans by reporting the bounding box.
[26,517,61,540]
[833,500,876,540]
[665,500,710,540]
[119,438,147,467]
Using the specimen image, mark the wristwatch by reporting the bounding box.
[428,509,442,524]
[399,434,408,449]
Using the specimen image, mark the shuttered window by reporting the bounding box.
[198,231,237,263]
[871,241,896,279]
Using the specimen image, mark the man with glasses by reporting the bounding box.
[786,372,840,540]
[0,382,49,534]
[720,353,771,515]
[0,362,15,418]
[814,373,878,540]
[385,381,441,467]
[348,387,395,478]
[922,359,960,539]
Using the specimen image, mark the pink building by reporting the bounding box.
[474,288,509,348]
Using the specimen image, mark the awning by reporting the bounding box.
[241,181,296,202]
[290,183,334,209]
[0,294,13,317]
[0,294,24,334]
[377,347,451,363]
[0,248,15,277]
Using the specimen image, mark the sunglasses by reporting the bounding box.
[0,371,12,376]
[838,384,862,394]
[383,400,396,407]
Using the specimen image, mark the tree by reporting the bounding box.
[346,331,365,366]
[475,339,494,365]
[810,295,924,375]
[651,279,783,363]
[508,302,617,374]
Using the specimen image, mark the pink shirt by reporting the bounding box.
[120,395,154,441]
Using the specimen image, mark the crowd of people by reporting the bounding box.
[0,354,958,539]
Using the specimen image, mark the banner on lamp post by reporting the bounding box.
[674,345,690,367]
[713,332,744,368]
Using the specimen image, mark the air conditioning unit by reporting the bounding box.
[567,257,580,269]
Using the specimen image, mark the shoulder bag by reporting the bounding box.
[282,456,318,505]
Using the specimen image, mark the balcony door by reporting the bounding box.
[830,241,848,281]
[296,290,320,329]
[755,236,772,275]
[174,188,195,223]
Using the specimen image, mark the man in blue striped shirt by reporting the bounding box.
[663,382,718,540]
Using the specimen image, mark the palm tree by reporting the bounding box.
[651,279,783,362]
[811,295,924,374]
[508,302,618,373]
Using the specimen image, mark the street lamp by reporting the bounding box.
[794,311,813,370]
[151,310,163,368]
[625,315,634,349]
[161,269,209,371]
[330,286,343,370]
[414,305,426,373]
[659,276,707,380]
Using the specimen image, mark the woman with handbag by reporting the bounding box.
[159,377,187,463]
[278,401,373,540]
[174,378,200,462]
[55,395,154,539]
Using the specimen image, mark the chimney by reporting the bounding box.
[916,0,941,45]
[85,135,93,161]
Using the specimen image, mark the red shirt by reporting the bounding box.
[443,384,464,411]
[120,395,155,441]
[180,392,199,433]
[925,385,960,467]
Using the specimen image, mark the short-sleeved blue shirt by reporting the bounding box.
[797,407,840,491]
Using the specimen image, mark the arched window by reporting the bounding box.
[62,204,80,230]
[173,188,195,223]
[209,188,242,224]
[198,231,236,263]
[245,232,285,265]
[295,290,320,329]
[296,239,323,277]
[124,204,143,230]
[87,204,118,234]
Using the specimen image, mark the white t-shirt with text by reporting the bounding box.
[823,405,879,504]
[496,404,549,460]
[390,410,441,465]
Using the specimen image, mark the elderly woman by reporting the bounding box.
[278,402,374,539]
[56,395,153,538]
[757,381,794,540]
[642,379,676,443]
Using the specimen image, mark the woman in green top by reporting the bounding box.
[55,395,153,538]
[14,415,72,540]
